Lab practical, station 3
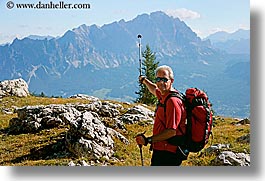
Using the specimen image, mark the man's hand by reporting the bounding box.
[136,134,147,146]
[139,76,146,84]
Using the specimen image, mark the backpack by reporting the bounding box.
[157,88,213,153]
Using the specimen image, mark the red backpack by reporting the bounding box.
[157,88,213,152]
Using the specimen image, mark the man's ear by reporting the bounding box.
[171,79,174,83]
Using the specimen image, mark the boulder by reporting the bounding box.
[212,151,250,166]
[119,105,154,124]
[0,78,30,97]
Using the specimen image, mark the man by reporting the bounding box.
[135,65,188,166]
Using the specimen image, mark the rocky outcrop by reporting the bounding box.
[68,94,100,102]
[63,111,128,160]
[212,151,250,166]
[203,142,250,166]
[119,105,154,124]
[0,78,30,98]
[7,98,154,163]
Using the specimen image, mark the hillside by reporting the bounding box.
[0,95,250,166]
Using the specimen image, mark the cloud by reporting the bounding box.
[164,8,201,20]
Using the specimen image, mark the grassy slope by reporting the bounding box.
[0,96,250,166]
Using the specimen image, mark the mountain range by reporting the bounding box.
[204,29,250,54]
[0,11,250,118]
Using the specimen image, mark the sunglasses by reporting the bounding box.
[155,77,169,83]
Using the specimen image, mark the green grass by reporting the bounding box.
[0,96,250,166]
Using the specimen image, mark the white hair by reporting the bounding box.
[155,65,174,79]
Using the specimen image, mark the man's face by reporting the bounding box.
[155,69,173,95]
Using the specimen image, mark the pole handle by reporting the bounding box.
[137,34,142,76]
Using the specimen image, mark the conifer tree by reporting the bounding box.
[136,44,159,105]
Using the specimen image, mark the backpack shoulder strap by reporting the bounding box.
[157,91,186,134]
[158,90,185,111]
[156,91,183,111]
[164,91,185,104]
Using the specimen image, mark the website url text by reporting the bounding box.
[6,1,91,10]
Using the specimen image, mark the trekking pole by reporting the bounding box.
[136,131,145,166]
[139,144,144,166]
[137,34,142,76]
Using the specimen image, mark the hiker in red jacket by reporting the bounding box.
[135,65,188,166]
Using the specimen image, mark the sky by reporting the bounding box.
[0,0,250,45]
